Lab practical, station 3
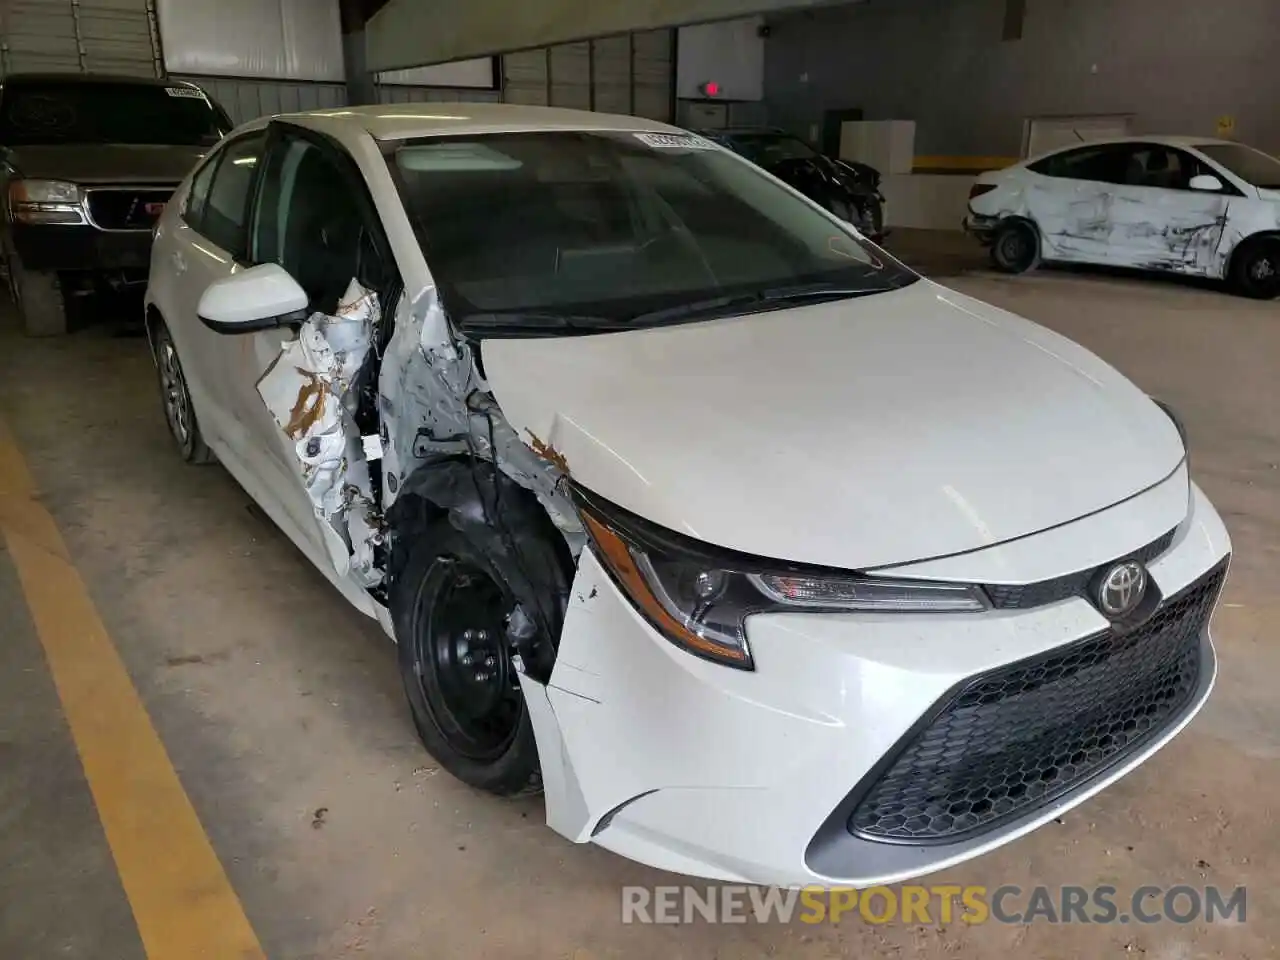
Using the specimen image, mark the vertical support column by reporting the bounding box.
[145,0,166,78]
[69,0,87,72]
[339,0,378,106]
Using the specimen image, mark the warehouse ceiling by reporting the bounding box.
[363,0,851,72]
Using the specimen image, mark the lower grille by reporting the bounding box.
[86,187,175,230]
[849,563,1225,844]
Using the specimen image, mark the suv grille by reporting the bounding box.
[86,188,175,230]
[848,562,1225,844]
[983,528,1176,610]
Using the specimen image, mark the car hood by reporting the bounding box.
[481,280,1186,570]
[4,143,208,184]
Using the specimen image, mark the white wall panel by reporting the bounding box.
[156,0,342,82]
[676,17,763,101]
[377,58,496,88]
[174,74,345,126]
[1,0,158,76]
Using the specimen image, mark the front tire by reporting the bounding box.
[990,219,1041,274]
[9,255,68,337]
[1229,237,1280,300]
[391,516,571,796]
[153,322,215,464]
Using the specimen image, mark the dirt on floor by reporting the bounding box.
[1,236,1278,959]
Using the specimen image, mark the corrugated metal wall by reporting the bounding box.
[172,74,345,125]
[376,84,501,105]
[499,29,675,121]
[1,0,161,77]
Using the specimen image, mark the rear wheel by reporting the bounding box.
[153,322,215,464]
[990,220,1041,274]
[1229,237,1280,300]
[8,255,68,337]
[391,517,571,796]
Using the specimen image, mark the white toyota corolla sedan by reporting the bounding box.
[967,136,1280,298]
[144,104,1231,888]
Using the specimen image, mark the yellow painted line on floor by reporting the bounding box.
[0,416,265,960]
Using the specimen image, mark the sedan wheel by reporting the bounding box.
[990,220,1041,275]
[1231,239,1280,299]
[153,322,215,464]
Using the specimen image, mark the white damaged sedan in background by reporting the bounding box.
[144,104,1231,888]
[967,135,1280,298]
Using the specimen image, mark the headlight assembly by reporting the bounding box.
[8,179,85,225]
[574,488,988,671]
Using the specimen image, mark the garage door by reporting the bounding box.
[500,28,673,122]
[1,0,160,77]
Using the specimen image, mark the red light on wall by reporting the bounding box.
[699,81,721,97]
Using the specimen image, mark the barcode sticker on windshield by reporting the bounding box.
[633,132,716,151]
[165,86,207,100]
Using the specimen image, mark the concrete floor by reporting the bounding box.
[1,235,1278,959]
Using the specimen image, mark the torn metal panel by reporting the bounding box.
[257,279,386,588]
[377,284,585,556]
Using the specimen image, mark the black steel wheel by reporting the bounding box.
[1230,237,1280,300]
[990,219,1041,274]
[411,557,525,763]
[392,512,571,796]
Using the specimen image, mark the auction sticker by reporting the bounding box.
[165,86,208,100]
[633,132,716,150]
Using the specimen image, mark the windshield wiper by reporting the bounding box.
[460,311,634,336]
[629,282,880,327]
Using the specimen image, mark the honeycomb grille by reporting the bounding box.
[983,528,1176,610]
[849,563,1224,844]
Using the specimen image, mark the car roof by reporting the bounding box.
[273,102,684,143]
[1032,134,1241,157]
[1,71,200,88]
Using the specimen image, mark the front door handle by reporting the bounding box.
[171,250,187,273]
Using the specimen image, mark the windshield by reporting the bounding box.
[724,132,820,166]
[0,81,230,146]
[390,130,915,335]
[1196,143,1280,189]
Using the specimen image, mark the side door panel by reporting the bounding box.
[1024,144,1134,264]
[1104,146,1230,275]
[230,124,397,589]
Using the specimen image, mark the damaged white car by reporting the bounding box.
[145,105,1231,888]
[967,135,1280,298]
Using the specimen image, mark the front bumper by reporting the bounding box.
[10,222,154,273]
[525,478,1230,887]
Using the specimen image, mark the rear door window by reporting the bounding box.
[1029,144,1131,184]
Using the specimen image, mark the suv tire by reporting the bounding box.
[9,256,68,337]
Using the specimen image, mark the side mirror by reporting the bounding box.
[197,262,309,334]
[1189,173,1224,192]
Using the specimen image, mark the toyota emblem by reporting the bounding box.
[1097,561,1148,618]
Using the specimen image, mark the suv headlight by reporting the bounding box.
[8,179,85,225]
[575,488,987,670]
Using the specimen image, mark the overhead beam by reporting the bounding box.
[364,0,843,73]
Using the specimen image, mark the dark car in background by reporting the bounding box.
[0,72,232,335]
[699,127,886,242]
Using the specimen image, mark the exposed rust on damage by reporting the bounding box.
[286,368,326,439]
[525,429,569,474]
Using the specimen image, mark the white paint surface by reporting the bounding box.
[145,104,1234,890]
